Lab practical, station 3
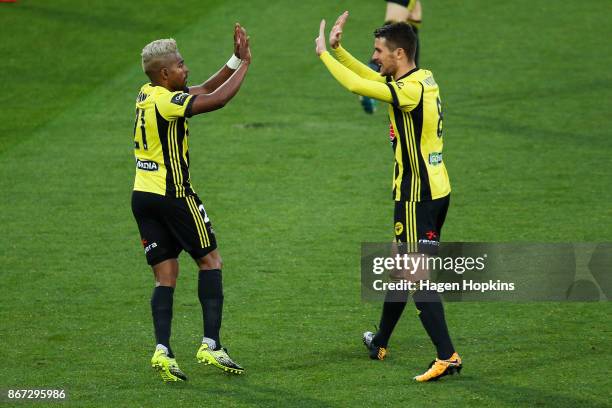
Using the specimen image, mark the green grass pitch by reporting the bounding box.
[1,0,611,406]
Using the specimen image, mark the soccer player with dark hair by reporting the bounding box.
[384,0,422,65]
[315,12,462,382]
[362,0,423,114]
[131,25,251,382]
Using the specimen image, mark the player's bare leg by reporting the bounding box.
[406,0,422,25]
[384,2,411,24]
[385,0,421,65]
[194,250,244,374]
[153,258,179,287]
[405,1,422,66]
[196,249,223,270]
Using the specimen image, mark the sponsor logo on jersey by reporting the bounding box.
[428,152,443,166]
[425,230,438,240]
[389,123,396,142]
[136,159,159,171]
[171,92,190,106]
[396,81,404,89]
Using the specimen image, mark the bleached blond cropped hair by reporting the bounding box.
[141,38,179,74]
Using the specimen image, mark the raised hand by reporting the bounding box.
[236,25,251,64]
[242,36,252,64]
[233,23,242,58]
[315,19,327,56]
[329,11,349,49]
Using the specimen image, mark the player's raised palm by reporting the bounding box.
[236,26,251,64]
[239,36,251,64]
[329,11,349,49]
[315,19,327,56]
[233,23,242,58]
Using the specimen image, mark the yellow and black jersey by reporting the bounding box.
[133,83,196,197]
[385,68,450,201]
[320,46,450,202]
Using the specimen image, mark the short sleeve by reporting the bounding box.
[156,91,195,120]
[386,81,423,112]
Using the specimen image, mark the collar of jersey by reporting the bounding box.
[395,67,420,81]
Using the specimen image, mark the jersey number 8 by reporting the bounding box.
[436,97,443,138]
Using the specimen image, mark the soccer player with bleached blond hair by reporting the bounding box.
[131,25,251,382]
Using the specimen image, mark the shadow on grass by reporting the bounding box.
[456,377,609,408]
[149,376,333,408]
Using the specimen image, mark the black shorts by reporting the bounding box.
[131,191,218,266]
[386,0,411,7]
[394,195,450,254]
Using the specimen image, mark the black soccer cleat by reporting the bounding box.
[362,331,387,360]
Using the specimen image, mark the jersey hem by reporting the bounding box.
[132,188,198,198]
[394,190,450,203]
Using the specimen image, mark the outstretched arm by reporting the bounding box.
[188,31,251,116]
[328,11,385,82]
[189,24,246,95]
[332,46,385,82]
[320,51,392,102]
[189,65,237,96]
[316,20,392,103]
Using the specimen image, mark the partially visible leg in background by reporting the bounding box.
[405,0,422,66]
[361,0,423,114]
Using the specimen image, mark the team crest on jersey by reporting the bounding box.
[136,159,159,171]
[171,92,190,106]
[395,222,404,235]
